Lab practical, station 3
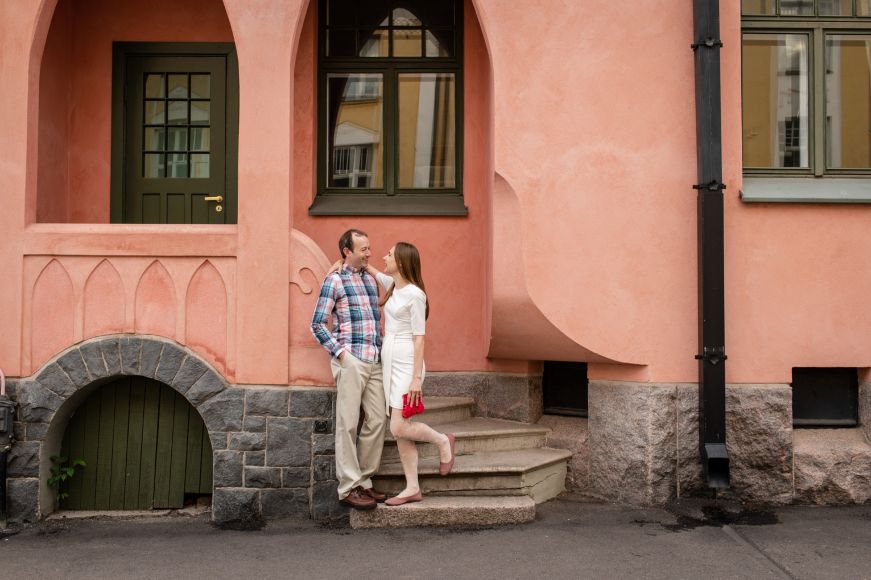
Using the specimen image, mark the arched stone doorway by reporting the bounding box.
[11,335,236,520]
[58,376,212,511]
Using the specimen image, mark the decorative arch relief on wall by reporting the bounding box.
[289,229,333,385]
[23,256,236,378]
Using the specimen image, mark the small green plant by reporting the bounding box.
[48,455,86,502]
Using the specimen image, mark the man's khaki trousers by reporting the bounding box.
[331,353,387,499]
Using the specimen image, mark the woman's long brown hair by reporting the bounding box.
[379,241,430,319]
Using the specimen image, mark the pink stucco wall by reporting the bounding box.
[2,0,870,388]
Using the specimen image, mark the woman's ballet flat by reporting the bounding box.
[384,491,423,506]
[439,433,456,476]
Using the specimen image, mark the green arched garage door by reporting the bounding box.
[60,377,213,510]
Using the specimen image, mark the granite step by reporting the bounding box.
[410,396,475,426]
[350,496,536,529]
[380,417,550,464]
[373,447,572,503]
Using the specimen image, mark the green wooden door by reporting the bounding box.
[60,377,213,510]
[124,55,229,224]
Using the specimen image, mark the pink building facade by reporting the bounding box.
[1,0,870,524]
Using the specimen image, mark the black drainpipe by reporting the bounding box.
[692,0,729,489]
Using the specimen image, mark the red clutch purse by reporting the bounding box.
[401,393,425,418]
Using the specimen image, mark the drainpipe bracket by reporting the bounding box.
[695,346,727,366]
[691,38,724,51]
[693,181,727,192]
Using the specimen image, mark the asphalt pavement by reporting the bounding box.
[1,494,870,580]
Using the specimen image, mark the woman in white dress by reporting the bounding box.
[334,242,456,505]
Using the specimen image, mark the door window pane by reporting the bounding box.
[425,30,452,57]
[144,127,165,151]
[359,28,389,57]
[327,0,357,25]
[168,101,188,125]
[393,8,422,26]
[145,101,165,125]
[145,74,165,98]
[168,74,188,98]
[826,35,871,168]
[327,73,383,188]
[191,75,210,99]
[167,127,187,151]
[328,29,357,57]
[191,154,210,178]
[190,128,211,151]
[144,154,165,178]
[167,153,188,178]
[742,33,810,168]
[398,73,456,188]
[191,102,210,125]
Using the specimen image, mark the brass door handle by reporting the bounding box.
[204,195,223,203]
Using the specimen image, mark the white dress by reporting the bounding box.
[376,272,427,411]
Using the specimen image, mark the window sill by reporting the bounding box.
[308,194,468,216]
[741,177,871,204]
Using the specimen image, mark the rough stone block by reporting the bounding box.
[36,363,76,398]
[56,349,91,388]
[313,455,336,482]
[229,431,266,451]
[536,415,589,490]
[171,357,208,394]
[154,345,186,385]
[260,488,310,519]
[860,383,871,443]
[266,418,313,467]
[311,481,346,521]
[7,478,40,523]
[245,466,282,488]
[313,434,335,455]
[13,421,26,441]
[675,384,705,496]
[213,450,243,487]
[7,441,41,477]
[723,384,793,505]
[79,341,109,379]
[209,431,228,451]
[282,467,311,488]
[5,378,18,399]
[793,428,871,505]
[244,416,266,433]
[290,388,332,418]
[98,337,123,376]
[245,389,289,416]
[17,381,64,423]
[588,381,679,505]
[200,388,244,432]
[26,422,50,441]
[120,336,143,375]
[139,340,164,378]
[245,451,265,466]
[484,374,543,423]
[186,370,225,405]
[212,488,262,528]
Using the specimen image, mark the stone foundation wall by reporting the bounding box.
[424,372,542,422]
[2,335,339,526]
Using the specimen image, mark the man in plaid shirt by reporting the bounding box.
[311,229,386,510]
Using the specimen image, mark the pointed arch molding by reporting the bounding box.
[186,260,228,373]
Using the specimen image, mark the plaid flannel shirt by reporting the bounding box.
[310,265,382,363]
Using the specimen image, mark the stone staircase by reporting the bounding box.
[351,397,572,529]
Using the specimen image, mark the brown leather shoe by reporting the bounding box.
[363,487,387,503]
[339,486,376,510]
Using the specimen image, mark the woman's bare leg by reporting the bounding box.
[390,409,452,497]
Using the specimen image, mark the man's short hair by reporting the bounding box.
[339,229,368,258]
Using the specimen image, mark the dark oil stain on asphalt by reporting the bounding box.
[635,504,779,533]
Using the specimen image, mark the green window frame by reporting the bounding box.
[742,0,871,178]
[310,0,467,216]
